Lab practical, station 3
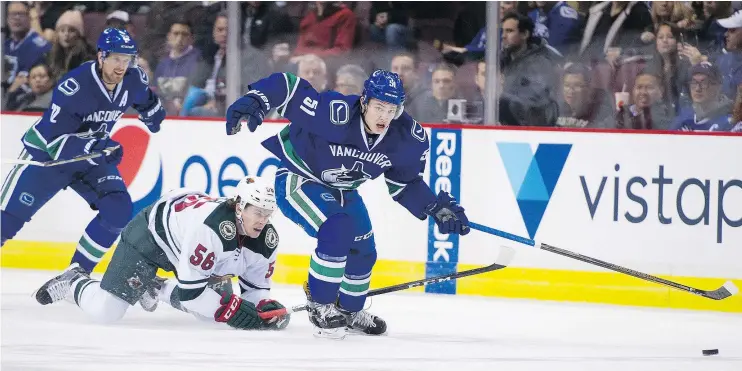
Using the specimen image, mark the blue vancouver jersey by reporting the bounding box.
[22,61,157,162]
[670,106,734,132]
[250,72,436,219]
[3,30,51,86]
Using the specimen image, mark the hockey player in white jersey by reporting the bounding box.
[33,176,290,331]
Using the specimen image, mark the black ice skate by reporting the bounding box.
[303,281,348,339]
[339,307,387,336]
[34,263,89,305]
[138,276,167,312]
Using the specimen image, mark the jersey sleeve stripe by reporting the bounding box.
[239,277,269,291]
[177,286,206,302]
[46,135,71,160]
[278,73,300,116]
[154,202,180,257]
[22,122,48,151]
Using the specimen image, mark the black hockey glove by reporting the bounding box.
[425,190,470,235]
[225,92,266,135]
[214,293,262,330]
[256,299,291,330]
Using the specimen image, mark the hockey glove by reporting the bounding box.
[425,190,470,235]
[214,293,262,330]
[225,93,265,135]
[137,97,165,133]
[256,299,291,330]
[88,138,124,166]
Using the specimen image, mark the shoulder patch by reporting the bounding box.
[58,78,80,96]
[265,226,279,249]
[559,5,579,20]
[242,224,278,259]
[204,202,239,252]
[219,220,237,240]
[410,119,426,142]
[136,65,149,85]
[329,100,350,125]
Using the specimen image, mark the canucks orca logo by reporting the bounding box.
[321,161,372,189]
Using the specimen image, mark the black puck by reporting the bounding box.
[702,349,719,356]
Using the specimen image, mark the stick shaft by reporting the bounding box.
[1,145,120,167]
[258,246,515,320]
[469,222,735,300]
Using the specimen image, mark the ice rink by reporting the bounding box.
[1,268,741,371]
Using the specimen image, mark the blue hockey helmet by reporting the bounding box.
[362,70,405,119]
[97,28,138,63]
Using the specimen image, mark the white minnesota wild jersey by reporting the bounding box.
[146,189,280,307]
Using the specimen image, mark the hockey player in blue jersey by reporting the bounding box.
[225,69,471,338]
[1,28,165,273]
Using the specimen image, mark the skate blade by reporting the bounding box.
[312,326,347,340]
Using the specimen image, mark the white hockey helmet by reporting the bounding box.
[233,176,277,211]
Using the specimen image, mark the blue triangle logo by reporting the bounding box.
[497,142,571,239]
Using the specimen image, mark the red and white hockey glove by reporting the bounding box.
[256,299,291,330]
[214,293,262,330]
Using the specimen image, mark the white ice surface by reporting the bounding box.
[2,268,741,371]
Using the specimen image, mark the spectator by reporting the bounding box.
[242,2,295,49]
[648,22,697,111]
[390,52,423,109]
[698,1,734,55]
[713,10,742,98]
[407,63,459,123]
[557,63,613,128]
[528,1,584,56]
[615,69,674,130]
[4,63,54,112]
[334,64,366,95]
[106,10,136,39]
[369,2,410,50]
[649,1,697,31]
[297,54,329,92]
[671,62,734,131]
[3,2,51,90]
[182,13,228,117]
[499,11,561,127]
[293,2,357,60]
[154,19,203,116]
[579,2,653,64]
[47,10,95,79]
[730,84,742,131]
[29,2,72,42]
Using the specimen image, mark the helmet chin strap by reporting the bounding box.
[235,204,247,235]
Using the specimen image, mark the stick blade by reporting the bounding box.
[706,281,739,300]
[495,246,516,266]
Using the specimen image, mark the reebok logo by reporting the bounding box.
[497,142,571,239]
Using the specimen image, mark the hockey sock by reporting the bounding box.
[308,214,354,304]
[1,210,25,247]
[70,216,118,272]
[338,249,376,312]
[71,278,129,323]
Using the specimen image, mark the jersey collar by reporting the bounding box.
[359,116,389,151]
[90,62,123,103]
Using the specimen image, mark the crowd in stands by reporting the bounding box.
[3,1,742,132]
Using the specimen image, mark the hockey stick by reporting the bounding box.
[469,222,739,301]
[258,245,516,320]
[1,145,121,167]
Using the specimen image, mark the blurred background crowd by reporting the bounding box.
[3,1,742,132]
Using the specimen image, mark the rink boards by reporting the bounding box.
[1,113,740,312]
